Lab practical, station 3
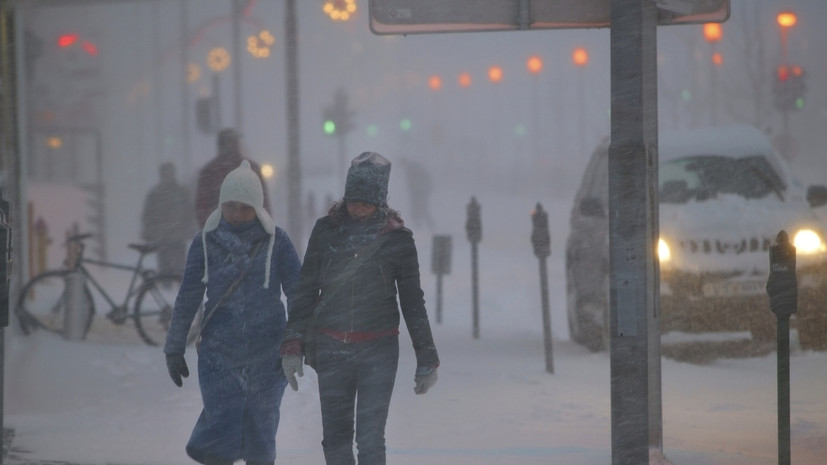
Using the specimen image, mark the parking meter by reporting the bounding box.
[431,235,452,275]
[466,196,481,338]
[767,230,797,318]
[531,202,551,259]
[530,202,554,373]
[0,189,11,328]
[466,196,481,243]
[431,235,452,324]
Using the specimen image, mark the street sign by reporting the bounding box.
[369,0,729,35]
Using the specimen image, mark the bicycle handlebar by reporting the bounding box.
[65,233,94,245]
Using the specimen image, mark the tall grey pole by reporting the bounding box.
[179,0,191,175]
[152,0,162,166]
[232,0,242,131]
[285,0,303,248]
[609,0,661,463]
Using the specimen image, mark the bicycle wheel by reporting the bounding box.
[133,274,202,346]
[15,269,95,336]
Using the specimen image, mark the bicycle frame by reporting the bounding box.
[70,243,156,318]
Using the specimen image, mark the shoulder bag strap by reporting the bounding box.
[195,238,265,336]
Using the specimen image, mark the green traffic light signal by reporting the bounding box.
[323,119,336,135]
[399,118,412,131]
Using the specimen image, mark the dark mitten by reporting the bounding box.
[166,353,189,387]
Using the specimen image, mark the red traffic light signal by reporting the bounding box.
[57,33,98,56]
[773,65,806,112]
[776,65,789,82]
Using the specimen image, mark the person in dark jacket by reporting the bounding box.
[164,160,301,465]
[141,162,196,276]
[195,128,271,228]
[280,152,439,465]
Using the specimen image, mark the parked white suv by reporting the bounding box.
[566,125,827,351]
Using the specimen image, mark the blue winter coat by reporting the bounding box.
[164,218,301,464]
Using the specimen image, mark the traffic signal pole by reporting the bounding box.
[609,0,661,463]
[284,0,303,250]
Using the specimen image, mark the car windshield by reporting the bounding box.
[659,155,785,204]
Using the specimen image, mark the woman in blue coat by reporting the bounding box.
[164,160,301,465]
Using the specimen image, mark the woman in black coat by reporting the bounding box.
[281,152,439,465]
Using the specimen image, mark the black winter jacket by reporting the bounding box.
[285,206,439,368]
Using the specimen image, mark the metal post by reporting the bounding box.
[435,273,443,324]
[531,202,553,373]
[609,0,660,463]
[179,0,192,175]
[465,197,481,339]
[777,315,791,465]
[285,0,303,250]
[232,0,242,131]
[431,235,452,325]
[767,230,797,465]
[470,240,479,338]
[212,73,222,130]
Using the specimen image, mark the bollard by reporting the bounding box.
[466,196,482,339]
[531,202,553,374]
[766,230,797,465]
[431,235,452,324]
[63,271,90,341]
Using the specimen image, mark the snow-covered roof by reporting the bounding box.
[659,125,776,161]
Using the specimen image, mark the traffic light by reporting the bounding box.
[773,65,806,112]
[196,97,215,134]
[322,88,355,137]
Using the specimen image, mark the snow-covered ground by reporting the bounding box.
[4,182,827,465]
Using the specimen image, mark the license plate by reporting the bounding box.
[702,280,766,297]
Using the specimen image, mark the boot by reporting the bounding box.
[203,455,233,465]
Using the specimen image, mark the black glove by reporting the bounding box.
[166,353,189,387]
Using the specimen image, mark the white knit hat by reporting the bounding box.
[201,160,275,288]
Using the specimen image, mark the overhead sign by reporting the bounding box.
[369,0,729,35]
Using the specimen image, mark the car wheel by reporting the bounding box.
[567,266,608,352]
[749,313,776,344]
[798,287,827,351]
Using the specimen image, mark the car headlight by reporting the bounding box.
[658,238,671,262]
[793,229,825,254]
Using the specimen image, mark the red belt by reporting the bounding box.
[318,327,399,344]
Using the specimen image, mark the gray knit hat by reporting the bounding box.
[344,152,391,206]
[201,160,276,288]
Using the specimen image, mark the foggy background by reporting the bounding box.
[17,0,827,270]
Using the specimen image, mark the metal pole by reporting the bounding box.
[212,73,222,129]
[777,315,791,465]
[471,240,479,339]
[337,134,345,195]
[466,197,481,339]
[284,0,303,249]
[232,0,242,131]
[538,256,553,373]
[436,273,443,324]
[179,0,191,175]
[609,0,660,462]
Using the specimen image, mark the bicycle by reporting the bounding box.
[15,233,201,346]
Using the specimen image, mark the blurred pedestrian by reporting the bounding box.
[141,162,195,276]
[280,152,440,465]
[400,157,435,230]
[164,160,301,465]
[195,128,271,228]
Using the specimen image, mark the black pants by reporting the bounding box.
[316,333,399,465]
